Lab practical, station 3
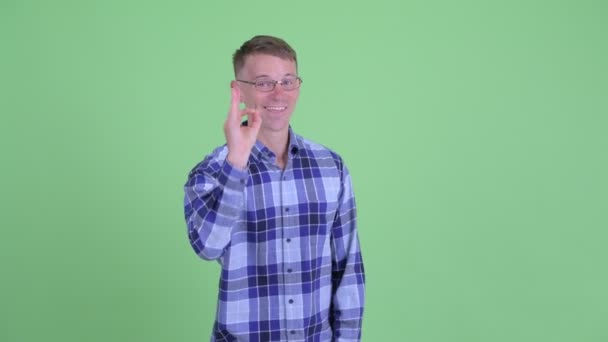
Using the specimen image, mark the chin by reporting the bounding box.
[261,119,290,133]
[262,113,292,130]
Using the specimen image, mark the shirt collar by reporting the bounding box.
[249,125,303,163]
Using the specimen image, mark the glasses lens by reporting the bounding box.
[255,80,275,92]
[281,77,300,90]
[253,78,301,92]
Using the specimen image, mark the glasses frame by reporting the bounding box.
[236,77,303,92]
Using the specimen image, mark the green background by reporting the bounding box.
[2,0,607,341]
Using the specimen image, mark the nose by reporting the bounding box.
[271,82,285,95]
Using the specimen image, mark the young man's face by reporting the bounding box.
[234,54,300,136]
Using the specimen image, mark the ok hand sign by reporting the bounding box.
[223,85,262,169]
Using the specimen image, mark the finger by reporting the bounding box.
[228,86,241,123]
[246,108,263,131]
[237,108,249,124]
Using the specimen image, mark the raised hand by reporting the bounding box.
[223,85,262,169]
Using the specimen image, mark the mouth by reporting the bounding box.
[263,105,288,113]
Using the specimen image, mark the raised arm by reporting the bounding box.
[183,85,262,260]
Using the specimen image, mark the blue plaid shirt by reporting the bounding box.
[184,128,365,341]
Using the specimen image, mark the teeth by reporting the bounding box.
[265,106,286,111]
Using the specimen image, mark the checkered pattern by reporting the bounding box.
[184,128,365,341]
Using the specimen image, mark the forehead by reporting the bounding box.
[240,54,297,78]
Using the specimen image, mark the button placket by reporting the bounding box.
[280,164,302,338]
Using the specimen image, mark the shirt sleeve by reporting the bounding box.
[183,159,249,260]
[330,164,366,341]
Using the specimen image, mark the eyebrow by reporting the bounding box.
[254,73,297,79]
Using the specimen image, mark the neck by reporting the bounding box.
[258,128,289,169]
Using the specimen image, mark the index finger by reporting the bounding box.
[228,85,241,121]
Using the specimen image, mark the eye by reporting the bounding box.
[256,80,275,90]
[282,78,295,87]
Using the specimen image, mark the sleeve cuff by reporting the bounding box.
[219,159,249,191]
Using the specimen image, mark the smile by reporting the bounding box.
[264,106,287,112]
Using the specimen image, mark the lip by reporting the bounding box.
[263,105,288,113]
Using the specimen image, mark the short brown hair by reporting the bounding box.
[232,35,298,76]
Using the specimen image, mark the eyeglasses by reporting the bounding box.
[236,77,302,92]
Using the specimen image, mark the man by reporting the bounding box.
[183,35,365,342]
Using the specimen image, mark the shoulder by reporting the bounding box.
[187,144,229,179]
[294,133,346,176]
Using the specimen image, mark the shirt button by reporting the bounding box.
[286,238,291,243]
[287,268,292,273]
[240,179,246,184]
[290,330,295,335]
[288,299,294,304]
[285,207,289,212]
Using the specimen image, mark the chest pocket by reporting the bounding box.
[292,156,342,236]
